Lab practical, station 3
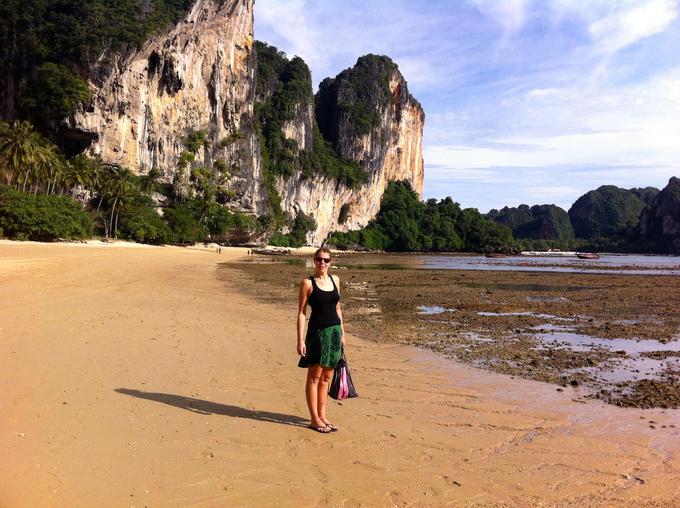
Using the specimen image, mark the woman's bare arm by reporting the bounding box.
[333,275,346,347]
[297,279,312,355]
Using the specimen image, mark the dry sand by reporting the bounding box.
[1,241,679,507]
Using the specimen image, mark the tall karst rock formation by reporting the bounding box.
[71,0,424,244]
[71,0,264,212]
[278,54,424,243]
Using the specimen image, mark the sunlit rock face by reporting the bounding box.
[279,56,424,244]
[72,3,424,244]
[72,0,265,212]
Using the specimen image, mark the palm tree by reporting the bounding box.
[140,167,161,195]
[61,154,94,197]
[89,157,110,211]
[0,120,47,188]
[107,166,138,238]
[32,143,60,194]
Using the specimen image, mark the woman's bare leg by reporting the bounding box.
[305,365,327,428]
[316,367,335,426]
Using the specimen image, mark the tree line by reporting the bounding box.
[0,120,258,244]
[326,181,516,252]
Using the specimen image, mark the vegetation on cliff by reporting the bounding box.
[1,0,194,131]
[638,177,680,254]
[487,204,574,240]
[568,185,652,239]
[630,187,660,206]
[316,55,397,143]
[254,41,369,244]
[254,41,368,190]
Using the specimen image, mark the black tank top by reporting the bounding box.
[307,275,341,329]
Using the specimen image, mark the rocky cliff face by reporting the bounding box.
[280,55,424,243]
[70,2,424,244]
[316,55,424,196]
[639,177,680,253]
[71,0,265,212]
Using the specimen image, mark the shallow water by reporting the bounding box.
[479,311,575,321]
[227,255,680,407]
[420,254,680,275]
[534,332,680,354]
[417,305,454,315]
[592,356,680,383]
[245,252,680,275]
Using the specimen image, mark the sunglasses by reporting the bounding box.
[314,257,331,264]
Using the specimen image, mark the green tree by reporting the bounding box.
[104,166,138,238]
[19,62,91,127]
[139,167,162,195]
[118,194,172,244]
[164,202,206,243]
[327,181,514,253]
[0,185,92,241]
[61,153,93,197]
[0,120,49,188]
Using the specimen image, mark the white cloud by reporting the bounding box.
[254,0,317,58]
[469,0,531,33]
[588,0,678,54]
[524,185,583,200]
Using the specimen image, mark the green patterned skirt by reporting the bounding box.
[298,324,343,368]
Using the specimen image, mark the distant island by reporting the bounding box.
[327,178,680,255]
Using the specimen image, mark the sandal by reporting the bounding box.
[323,422,338,432]
[309,424,332,434]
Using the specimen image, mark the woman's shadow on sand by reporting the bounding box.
[115,388,307,427]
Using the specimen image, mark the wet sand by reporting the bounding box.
[2,242,680,506]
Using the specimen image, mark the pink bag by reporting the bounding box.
[329,352,358,400]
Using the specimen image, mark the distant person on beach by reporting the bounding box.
[297,246,345,433]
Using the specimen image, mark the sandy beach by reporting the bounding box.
[2,241,679,507]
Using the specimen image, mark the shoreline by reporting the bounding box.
[2,242,680,506]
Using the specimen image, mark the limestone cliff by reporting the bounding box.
[316,55,424,196]
[278,55,424,243]
[70,0,265,212]
[70,2,424,245]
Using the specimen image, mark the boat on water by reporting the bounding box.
[520,250,577,257]
[576,252,600,259]
[485,253,508,258]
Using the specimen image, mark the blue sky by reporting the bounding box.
[254,0,680,213]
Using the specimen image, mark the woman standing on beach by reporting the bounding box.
[297,246,345,433]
